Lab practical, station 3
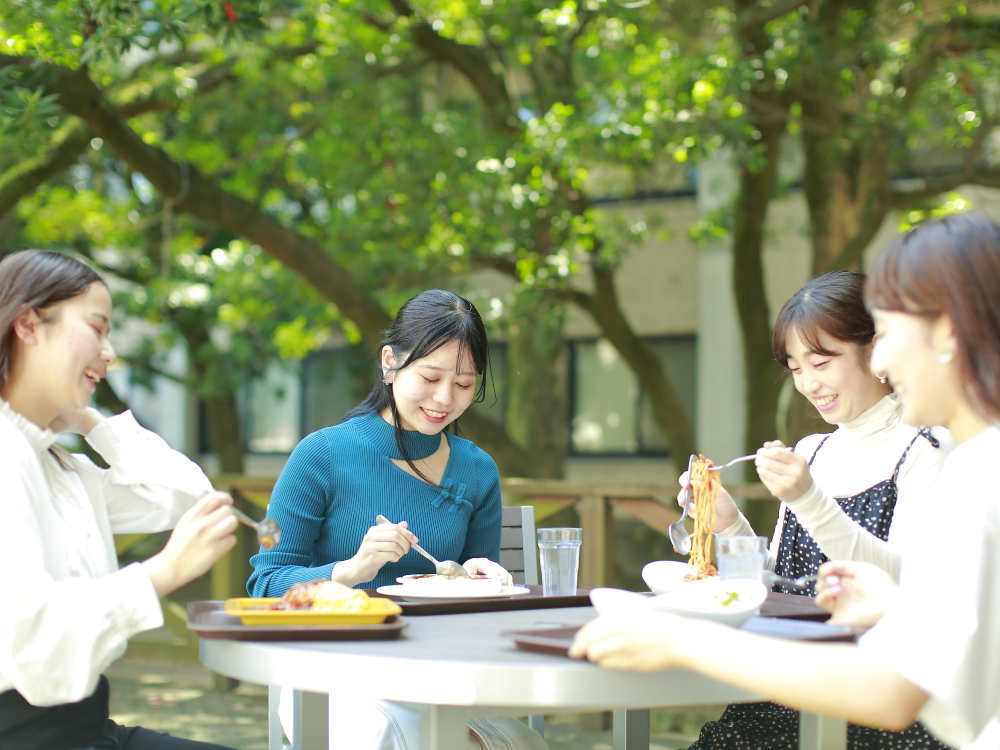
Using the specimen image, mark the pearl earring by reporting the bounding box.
[939,348,954,364]
[878,374,886,384]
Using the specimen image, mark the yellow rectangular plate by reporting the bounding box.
[224,597,402,626]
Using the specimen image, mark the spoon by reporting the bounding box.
[668,454,695,556]
[375,514,469,577]
[231,506,281,550]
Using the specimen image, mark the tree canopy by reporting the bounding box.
[3,0,999,474]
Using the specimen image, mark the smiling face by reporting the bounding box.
[7,282,116,427]
[869,309,960,429]
[785,326,889,425]
[381,338,478,434]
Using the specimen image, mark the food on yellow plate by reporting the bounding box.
[253,580,373,612]
[684,455,720,581]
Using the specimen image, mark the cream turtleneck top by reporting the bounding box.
[719,394,952,581]
[0,401,212,706]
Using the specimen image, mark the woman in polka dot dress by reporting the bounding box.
[677,271,951,750]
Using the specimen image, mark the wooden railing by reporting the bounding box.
[181,476,777,598]
[500,479,775,589]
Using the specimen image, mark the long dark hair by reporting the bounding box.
[0,250,105,391]
[342,290,492,483]
[866,213,1000,422]
[772,271,875,370]
[0,250,106,469]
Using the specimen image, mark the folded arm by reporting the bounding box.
[80,411,213,533]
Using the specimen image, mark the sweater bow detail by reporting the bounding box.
[432,480,472,513]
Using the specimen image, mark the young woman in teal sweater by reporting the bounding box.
[249,289,546,750]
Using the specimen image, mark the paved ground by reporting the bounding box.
[106,656,724,750]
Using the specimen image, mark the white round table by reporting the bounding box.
[199,606,846,750]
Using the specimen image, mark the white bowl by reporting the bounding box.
[647,578,767,628]
[395,574,502,597]
[641,560,694,594]
[588,587,656,616]
[590,579,767,628]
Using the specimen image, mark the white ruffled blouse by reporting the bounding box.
[0,401,211,706]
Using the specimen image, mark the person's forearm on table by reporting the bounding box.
[331,558,368,588]
[673,624,928,730]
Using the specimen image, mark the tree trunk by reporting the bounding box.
[572,267,696,461]
[731,8,789,461]
[732,131,785,459]
[504,295,567,478]
[203,393,245,474]
[458,410,536,477]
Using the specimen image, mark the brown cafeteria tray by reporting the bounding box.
[369,585,591,616]
[607,589,828,620]
[759,591,830,621]
[187,601,408,641]
[506,616,863,658]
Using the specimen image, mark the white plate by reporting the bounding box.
[376,585,532,602]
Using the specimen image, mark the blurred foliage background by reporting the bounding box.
[2,0,1000,477]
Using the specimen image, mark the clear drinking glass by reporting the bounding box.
[537,527,583,597]
[715,535,768,581]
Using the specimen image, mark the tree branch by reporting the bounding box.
[736,0,806,33]
[889,167,1000,208]
[384,0,516,132]
[0,56,393,345]
[0,118,90,219]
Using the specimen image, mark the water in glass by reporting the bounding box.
[537,527,582,597]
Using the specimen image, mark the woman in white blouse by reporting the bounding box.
[677,271,951,750]
[573,213,1000,750]
[0,250,239,750]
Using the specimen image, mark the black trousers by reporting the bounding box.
[0,677,234,750]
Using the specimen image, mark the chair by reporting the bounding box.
[500,506,544,737]
[267,506,542,749]
[500,505,539,587]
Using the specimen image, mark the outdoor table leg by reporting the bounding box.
[800,713,847,750]
[528,714,545,736]
[291,689,329,750]
[418,704,470,750]
[613,708,650,750]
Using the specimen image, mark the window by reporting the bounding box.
[245,362,302,453]
[302,346,371,435]
[570,336,696,456]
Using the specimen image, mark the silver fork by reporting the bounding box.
[766,573,819,590]
[708,446,792,471]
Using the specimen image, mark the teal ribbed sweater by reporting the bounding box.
[247,411,502,595]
